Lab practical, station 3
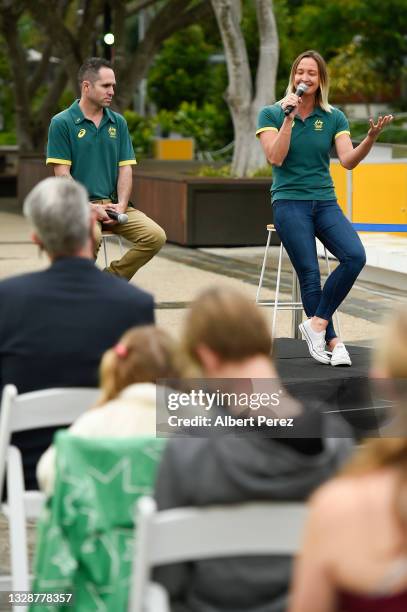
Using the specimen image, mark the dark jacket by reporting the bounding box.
[0,256,154,488]
[154,412,353,612]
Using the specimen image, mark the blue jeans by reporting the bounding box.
[273,200,366,342]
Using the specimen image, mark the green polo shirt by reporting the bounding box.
[256,103,350,202]
[46,100,137,200]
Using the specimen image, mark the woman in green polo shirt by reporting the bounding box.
[257,49,392,367]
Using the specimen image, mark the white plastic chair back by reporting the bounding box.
[0,384,100,605]
[128,496,307,612]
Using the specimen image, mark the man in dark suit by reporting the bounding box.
[0,177,155,488]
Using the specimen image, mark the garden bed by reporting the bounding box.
[132,171,276,246]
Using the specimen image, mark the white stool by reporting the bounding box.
[256,224,342,338]
[101,231,124,268]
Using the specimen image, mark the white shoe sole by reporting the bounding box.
[299,322,331,365]
[331,356,352,367]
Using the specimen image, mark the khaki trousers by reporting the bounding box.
[93,205,166,281]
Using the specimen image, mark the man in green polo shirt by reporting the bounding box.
[46,57,166,280]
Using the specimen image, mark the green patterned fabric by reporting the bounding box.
[30,432,166,611]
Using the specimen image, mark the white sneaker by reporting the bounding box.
[330,342,352,366]
[299,319,331,365]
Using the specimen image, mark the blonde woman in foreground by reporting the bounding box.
[289,307,407,612]
[37,325,176,496]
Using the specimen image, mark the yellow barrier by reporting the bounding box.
[330,161,407,235]
[154,138,194,160]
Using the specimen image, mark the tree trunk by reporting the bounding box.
[211,0,279,176]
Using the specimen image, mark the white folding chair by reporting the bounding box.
[128,496,308,612]
[0,384,100,604]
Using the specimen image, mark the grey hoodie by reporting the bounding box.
[154,411,353,612]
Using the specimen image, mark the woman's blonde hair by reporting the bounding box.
[286,49,331,112]
[179,286,272,375]
[97,326,177,405]
[342,307,407,540]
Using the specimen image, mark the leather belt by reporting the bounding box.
[90,199,112,205]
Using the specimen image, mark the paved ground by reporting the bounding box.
[0,197,406,596]
[1,197,405,345]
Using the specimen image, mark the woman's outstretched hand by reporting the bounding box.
[367,115,393,139]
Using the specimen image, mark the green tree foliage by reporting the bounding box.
[125,101,232,158]
[146,1,281,151]
[147,23,233,149]
[158,101,231,150]
[0,35,14,136]
[282,0,407,83]
[328,42,392,109]
[352,0,407,79]
[0,0,212,152]
[148,25,216,109]
[289,0,353,59]
[268,0,407,111]
[1,0,405,151]
[123,110,158,158]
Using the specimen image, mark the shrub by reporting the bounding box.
[124,102,232,159]
[249,165,273,178]
[195,165,272,178]
[0,131,17,145]
[123,111,157,158]
[196,165,232,177]
[157,101,231,152]
[377,128,407,144]
[349,120,407,144]
[147,25,216,111]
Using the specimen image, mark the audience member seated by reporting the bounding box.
[37,325,176,497]
[154,287,353,612]
[289,306,407,612]
[0,177,154,489]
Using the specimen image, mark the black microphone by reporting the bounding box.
[105,208,128,224]
[284,83,308,116]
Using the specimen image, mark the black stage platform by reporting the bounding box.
[273,338,388,435]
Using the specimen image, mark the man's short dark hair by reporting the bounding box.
[78,57,113,87]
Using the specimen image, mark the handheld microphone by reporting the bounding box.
[105,208,128,224]
[284,83,308,116]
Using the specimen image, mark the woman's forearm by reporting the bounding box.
[339,115,393,170]
[264,118,294,166]
[339,134,376,170]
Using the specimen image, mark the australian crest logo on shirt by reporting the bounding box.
[314,119,323,131]
[108,126,117,138]
[77,128,86,138]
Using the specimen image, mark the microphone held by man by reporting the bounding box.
[105,208,128,224]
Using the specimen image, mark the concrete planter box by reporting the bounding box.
[132,172,276,246]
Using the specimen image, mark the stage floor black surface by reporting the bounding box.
[273,339,387,435]
[274,338,370,379]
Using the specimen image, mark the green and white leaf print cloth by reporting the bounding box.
[31,432,166,611]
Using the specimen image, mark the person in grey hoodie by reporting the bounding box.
[154,286,353,612]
